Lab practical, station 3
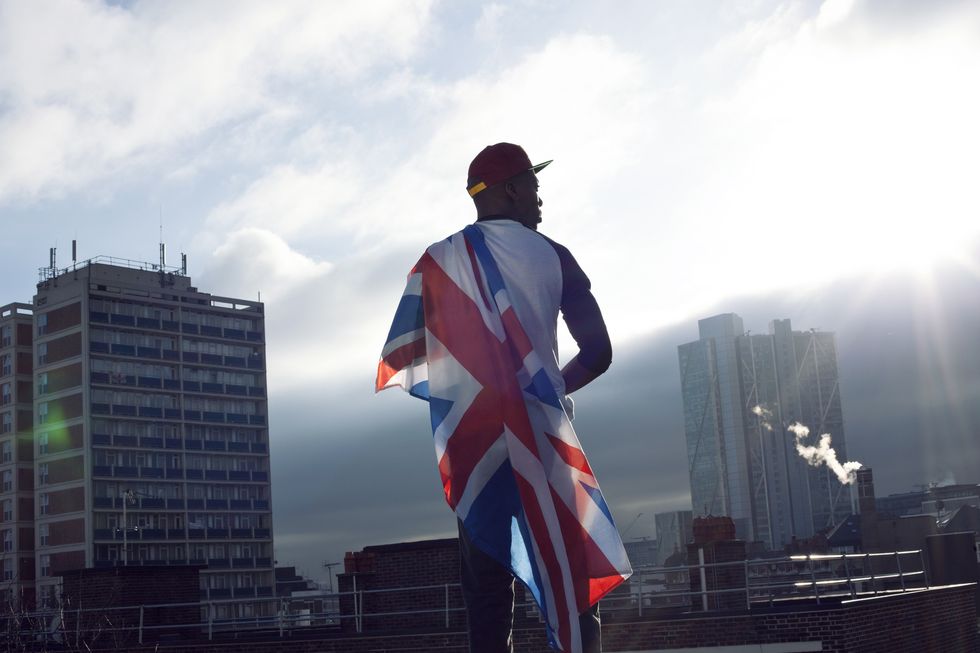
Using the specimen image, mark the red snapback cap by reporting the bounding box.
[466,143,552,197]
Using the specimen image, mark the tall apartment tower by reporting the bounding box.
[0,303,36,607]
[33,258,274,618]
[678,313,850,549]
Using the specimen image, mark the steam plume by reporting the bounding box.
[751,405,862,485]
[788,422,862,485]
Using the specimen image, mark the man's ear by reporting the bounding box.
[504,181,519,201]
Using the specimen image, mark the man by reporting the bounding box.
[378,143,630,653]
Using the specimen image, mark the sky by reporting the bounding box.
[1,0,979,584]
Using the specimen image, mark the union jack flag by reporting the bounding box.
[377,225,631,652]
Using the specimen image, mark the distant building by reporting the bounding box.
[30,256,275,618]
[654,510,693,565]
[623,538,657,567]
[678,314,851,549]
[0,302,36,607]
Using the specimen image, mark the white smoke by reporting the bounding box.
[788,422,862,485]
[751,405,774,431]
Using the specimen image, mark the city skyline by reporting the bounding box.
[0,1,978,582]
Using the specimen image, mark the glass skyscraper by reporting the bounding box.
[678,314,851,548]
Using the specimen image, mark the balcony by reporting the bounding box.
[223,328,246,340]
[114,434,137,447]
[256,558,273,569]
[165,468,184,480]
[188,529,205,539]
[162,350,180,361]
[228,471,250,482]
[184,439,202,450]
[233,587,255,598]
[204,440,226,452]
[247,358,264,370]
[251,471,268,482]
[91,402,111,415]
[206,499,228,510]
[205,470,227,481]
[232,558,254,568]
[93,497,113,508]
[181,323,199,334]
[200,325,222,338]
[136,317,161,330]
[207,529,229,539]
[248,415,266,426]
[111,344,136,356]
[250,443,267,454]
[183,410,202,422]
[182,352,199,363]
[246,332,263,342]
[202,382,223,394]
[140,467,165,479]
[224,356,246,367]
[163,379,181,391]
[185,469,203,480]
[248,386,266,397]
[229,500,250,511]
[140,436,164,449]
[161,320,179,332]
[90,311,109,323]
[227,413,248,424]
[138,406,163,418]
[253,500,269,510]
[140,497,165,509]
[110,314,136,327]
[166,498,185,510]
[165,438,182,449]
[254,528,270,539]
[186,499,204,510]
[164,408,182,419]
[114,466,139,478]
[91,371,110,384]
[137,375,162,388]
[182,380,201,392]
[230,527,252,538]
[141,528,166,539]
[209,588,231,599]
[226,384,248,396]
[256,586,274,597]
[168,558,188,565]
[112,404,137,417]
[137,347,161,360]
[208,558,230,569]
[92,433,111,446]
[93,465,113,477]
[93,528,113,539]
[202,411,224,423]
[167,529,186,539]
[90,341,109,353]
[227,442,250,453]
[201,353,223,366]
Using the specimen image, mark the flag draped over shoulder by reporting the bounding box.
[376,225,631,652]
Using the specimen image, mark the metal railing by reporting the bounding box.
[0,550,930,645]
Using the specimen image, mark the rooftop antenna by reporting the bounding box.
[49,247,56,272]
[159,206,166,268]
[181,253,187,276]
[71,240,77,264]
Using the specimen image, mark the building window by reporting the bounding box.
[2,558,11,581]
[1,470,11,492]
[0,412,9,434]
[37,343,47,366]
[38,403,48,424]
[37,433,48,455]
[1,529,11,552]
[0,325,10,347]
[39,523,49,546]
[0,355,9,376]
[38,464,48,486]
[39,494,48,516]
[36,313,47,336]
[1,440,10,463]
[37,373,48,395]
[1,499,11,521]
[0,383,9,405]
[40,554,50,577]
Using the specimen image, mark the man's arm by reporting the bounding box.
[561,289,612,394]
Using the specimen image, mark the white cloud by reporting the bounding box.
[0,0,434,201]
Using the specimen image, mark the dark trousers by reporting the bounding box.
[458,521,601,653]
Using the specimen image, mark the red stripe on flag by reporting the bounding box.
[513,471,573,652]
[438,388,506,508]
[376,338,427,390]
[550,485,625,612]
[500,307,533,361]
[546,433,594,476]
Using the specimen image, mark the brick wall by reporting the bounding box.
[43,302,81,335]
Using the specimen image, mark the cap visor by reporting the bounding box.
[530,160,553,174]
